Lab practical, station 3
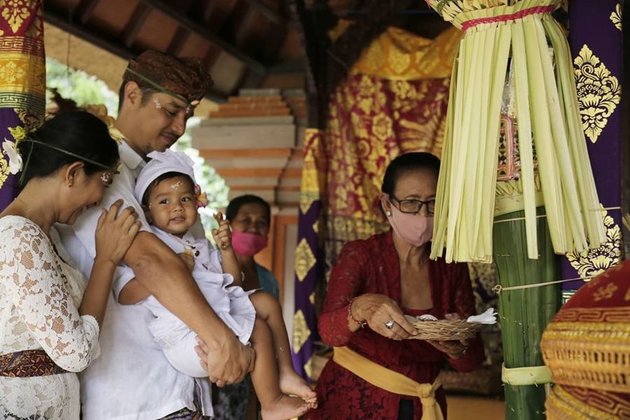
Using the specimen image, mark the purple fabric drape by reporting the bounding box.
[561,0,623,291]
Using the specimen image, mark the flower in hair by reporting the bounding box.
[8,126,26,142]
[194,184,208,208]
[2,139,22,174]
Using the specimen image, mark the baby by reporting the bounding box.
[117,150,316,419]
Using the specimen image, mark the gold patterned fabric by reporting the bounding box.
[350,27,461,80]
[0,0,45,210]
[292,128,326,379]
[325,27,458,263]
[541,260,630,418]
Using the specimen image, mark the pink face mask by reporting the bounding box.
[232,230,268,256]
[386,203,434,247]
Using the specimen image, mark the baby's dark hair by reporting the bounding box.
[142,171,195,205]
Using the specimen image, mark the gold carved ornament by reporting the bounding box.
[292,309,311,354]
[573,45,621,143]
[566,207,621,280]
[610,4,622,31]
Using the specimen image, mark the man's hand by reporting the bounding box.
[177,252,195,272]
[195,335,255,386]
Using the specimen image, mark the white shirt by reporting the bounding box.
[57,141,200,420]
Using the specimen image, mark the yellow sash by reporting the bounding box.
[333,346,444,420]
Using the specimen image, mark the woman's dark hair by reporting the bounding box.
[225,194,271,222]
[141,171,194,205]
[381,152,440,195]
[18,111,119,186]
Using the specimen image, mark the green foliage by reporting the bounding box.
[46,58,119,116]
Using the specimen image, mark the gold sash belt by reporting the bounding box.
[333,346,444,420]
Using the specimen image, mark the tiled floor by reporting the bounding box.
[447,395,505,420]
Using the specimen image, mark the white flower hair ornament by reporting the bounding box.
[2,139,22,174]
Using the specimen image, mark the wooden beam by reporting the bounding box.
[217,167,302,178]
[138,0,267,75]
[75,0,100,24]
[43,4,230,103]
[199,147,293,158]
[122,3,152,48]
[267,59,305,74]
[167,26,191,56]
[244,0,286,25]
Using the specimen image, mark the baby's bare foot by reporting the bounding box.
[279,371,317,402]
[260,395,310,420]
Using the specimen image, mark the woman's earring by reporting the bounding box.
[385,210,392,217]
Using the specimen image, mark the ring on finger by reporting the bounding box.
[385,319,395,330]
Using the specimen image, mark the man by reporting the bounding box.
[58,50,254,419]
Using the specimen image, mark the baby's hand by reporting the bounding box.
[212,211,232,251]
[178,251,195,272]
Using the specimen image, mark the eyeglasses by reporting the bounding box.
[389,195,435,215]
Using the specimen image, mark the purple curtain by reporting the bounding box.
[561,0,624,293]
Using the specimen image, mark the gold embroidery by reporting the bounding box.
[16,108,43,132]
[1,0,31,34]
[292,309,310,353]
[303,355,313,379]
[542,321,630,394]
[294,238,316,282]
[8,125,25,143]
[0,53,46,96]
[351,27,461,80]
[566,207,621,279]
[610,4,622,31]
[0,155,8,189]
[546,384,622,420]
[372,114,393,141]
[593,283,618,301]
[299,128,324,214]
[573,45,621,143]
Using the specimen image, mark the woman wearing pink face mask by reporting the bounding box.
[308,152,484,420]
[214,194,280,419]
[226,194,278,297]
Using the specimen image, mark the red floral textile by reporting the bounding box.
[308,231,484,419]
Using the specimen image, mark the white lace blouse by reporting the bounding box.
[0,216,100,419]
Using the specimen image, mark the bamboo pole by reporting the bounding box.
[493,208,561,419]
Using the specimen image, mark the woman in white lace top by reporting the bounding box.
[0,111,140,419]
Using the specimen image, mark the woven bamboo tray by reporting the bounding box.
[405,315,483,341]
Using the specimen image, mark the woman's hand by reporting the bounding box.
[426,339,468,359]
[352,294,417,340]
[95,199,140,266]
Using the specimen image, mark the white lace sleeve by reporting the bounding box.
[0,219,100,372]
